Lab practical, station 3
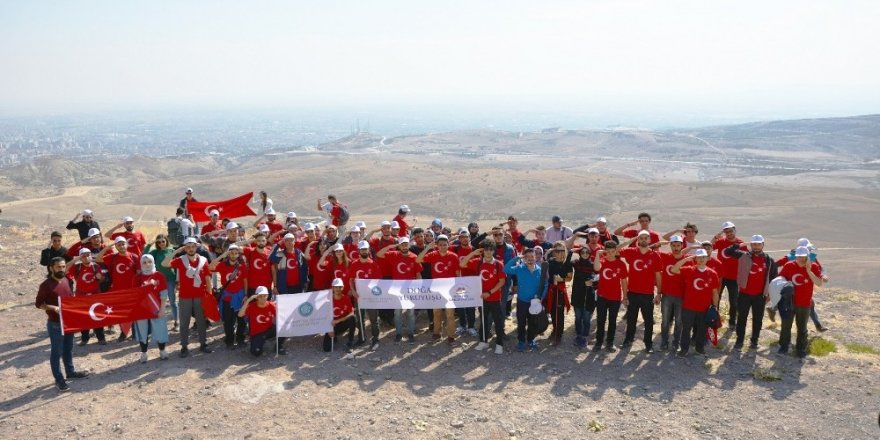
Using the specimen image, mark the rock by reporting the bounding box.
[450,420,464,428]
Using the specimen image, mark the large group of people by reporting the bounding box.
[35,190,829,392]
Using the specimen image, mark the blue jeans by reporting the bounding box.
[47,321,75,384]
[394,309,415,336]
[573,307,592,338]
[165,277,178,321]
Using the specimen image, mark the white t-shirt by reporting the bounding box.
[180,218,195,237]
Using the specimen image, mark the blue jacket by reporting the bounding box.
[268,244,309,293]
[504,256,545,302]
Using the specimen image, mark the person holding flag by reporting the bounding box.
[66,248,107,346]
[162,237,213,358]
[95,236,139,342]
[133,254,169,362]
[239,286,285,356]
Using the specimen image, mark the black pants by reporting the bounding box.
[358,308,381,343]
[250,327,286,357]
[680,309,707,353]
[624,292,654,347]
[595,297,621,347]
[515,300,537,343]
[457,307,476,329]
[323,317,356,351]
[720,278,738,325]
[780,306,810,353]
[80,327,105,344]
[221,301,246,345]
[736,293,765,345]
[549,290,566,344]
[479,301,505,346]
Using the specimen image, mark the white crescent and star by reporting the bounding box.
[356,270,367,279]
[434,262,448,275]
[633,260,647,271]
[602,268,613,280]
[334,269,345,279]
[88,303,112,321]
[255,314,269,325]
[693,278,708,291]
[81,271,95,283]
[749,262,761,275]
[480,270,491,281]
[665,265,675,277]
[791,273,806,286]
[286,259,298,270]
[116,263,128,274]
[253,258,266,270]
[203,205,220,216]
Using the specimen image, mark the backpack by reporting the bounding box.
[532,306,550,334]
[167,218,184,246]
[337,204,350,226]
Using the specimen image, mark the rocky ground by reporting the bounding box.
[1,226,879,439]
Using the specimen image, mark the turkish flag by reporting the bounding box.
[188,192,257,222]
[60,287,161,334]
[202,291,221,322]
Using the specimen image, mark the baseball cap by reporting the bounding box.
[595,216,607,224]
[587,228,599,234]
[82,209,93,216]
[258,224,270,233]
[304,222,316,232]
[114,236,127,244]
[795,246,810,257]
[552,215,562,223]
[431,218,442,227]
[436,234,449,241]
[183,237,198,245]
[254,286,269,296]
[380,220,391,227]
[228,244,241,251]
[721,221,736,230]
[87,228,101,237]
[355,221,366,229]
[701,240,713,246]
[350,226,361,233]
[122,216,134,223]
[750,235,765,244]
[287,211,297,219]
[265,208,276,215]
[331,243,344,252]
[391,221,400,229]
[399,204,410,212]
[797,238,813,248]
[331,278,345,288]
[358,240,370,250]
[638,230,651,237]
[185,187,193,194]
[283,233,295,240]
[226,222,239,230]
[398,236,410,244]
[79,248,92,255]
[669,235,683,243]
[209,209,220,217]
[694,249,708,257]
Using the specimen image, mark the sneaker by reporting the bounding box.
[529,341,539,351]
[179,346,189,358]
[159,350,169,360]
[98,340,107,345]
[117,333,128,343]
[57,381,70,392]
[695,348,706,356]
[139,352,148,364]
[78,339,88,346]
[817,326,829,332]
[517,341,526,352]
[394,334,402,343]
[777,345,789,355]
[606,345,617,353]
[455,326,466,336]
[467,328,478,337]
[171,322,179,332]
[620,341,632,349]
[645,346,654,354]
[67,371,89,380]
[660,341,669,351]
[475,342,489,351]
[370,340,380,351]
[797,350,808,359]
[199,344,213,354]
[432,334,441,341]
[591,343,602,352]
[677,349,687,358]
[749,342,759,350]
[733,342,744,351]
[407,334,415,344]
[494,345,504,355]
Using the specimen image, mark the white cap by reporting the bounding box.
[331,278,345,288]
[305,223,316,232]
[436,234,449,241]
[380,220,391,227]
[398,236,410,244]
[114,236,127,244]
[669,235,683,243]
[122,216,134,223]
[457,227,468,235]
[638,230,651,237]
[355,221,367,229]
[82,209,93,216]
[529,298,543,315]
[587,228,599,234]
[694,249,708,257]
[750,235,765,244]
[228,244,241,251]
[331,243,344,252]
[595,216,607,223]
[209,209,220,217]
[185,187,193,193]
[399,204,410,212]
[350,226,361,233]
[326,224,338,230]
[87,228,101,237]
[226,222,239,230]
[797,238,812,248]
[254,286,269,296]
[795,246,810,257]
[391,221,400,229]
[358,240,371,250]
[79,248,92,255]
[287,211,297,219]
[721,221,736,230]
[265,208,276,215]
[283,233,296,240]
[287,223,298,231]
[183,237,199,245]
[258,224,270,233]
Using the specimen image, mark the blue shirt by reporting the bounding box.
[504,256,545,302]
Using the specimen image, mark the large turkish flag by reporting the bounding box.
[188,192,257,222]
[60,287,161,334]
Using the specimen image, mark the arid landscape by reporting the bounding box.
[1,115,880,439]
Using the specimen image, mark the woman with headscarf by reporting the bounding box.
[144,234,178,331]
[133,254,169,362]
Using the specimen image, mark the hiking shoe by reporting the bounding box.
[67,371,89,380]
[591,343,602,352]
[517,341,526,352]
[529,341,539,351]
[455,326,466,336]
[199,344,213,354]
[394,334,403,343]
[467,328,478,337]
[370,340,380,351]
[777,345,789,355]
[494,345,504,355]
[139,352,148,364]
[660,341,669,351]
[606,345,617,353]
[57,381,70,392]
[475,342,489,351]
[749,342,759,350]
[817,326,829,332]
[159,350,169,360]
[179,346,189,358]
[645,346,654,354]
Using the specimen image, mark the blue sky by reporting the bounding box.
[1,1,878,125]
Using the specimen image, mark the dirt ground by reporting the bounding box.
[1,229,879,440]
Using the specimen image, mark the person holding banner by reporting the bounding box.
[66,248,107,346]
[162,237,213,358]
[238,286,286,356]
[324,278,357,352]
[36,257,90,392]
[348,240,384,350]
[417,235,461,345]
[504,248,545,352]
[269,233,309,295]
[209,244,249,349]
[377,236,422,343]
[462,240,507,354]
[133,254,170,362]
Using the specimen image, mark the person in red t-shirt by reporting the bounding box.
[163,237,213,357]
[672,249,720,357]
[106,216,147,258]
[95,236,139,341]
[618,230,662,352]
[658,235,689,352]
[209,245,249,348]
[348,240,384,350]
[461,239,507,354]
[254,209,284,237]
[366,221,397,277]
[613,212,661,247]
[238,286,286,356]
[417,235,461,344]
[711,221,746,328]
[393,205,414,237]
[133,254,169,362]
[317,194,345,228]
[722,234,779,351]
[778,246,824,358]
[377,237,422,342]
[270,233,308,295]
[324,278,357,352]
[305,240,334,291]
[592,241,629,352]
[243,232,273,297]
[66,248,107,345]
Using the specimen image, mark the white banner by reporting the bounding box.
[276,290,333,337]
[355,276,483,310]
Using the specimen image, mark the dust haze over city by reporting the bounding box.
[1,2,880,440]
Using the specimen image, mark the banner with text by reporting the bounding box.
[355,276,483,310]
[276,290,333,337]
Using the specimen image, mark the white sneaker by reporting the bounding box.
[467,328,478,337]
[494,345,504,355]
[139,352,148,363]
[159,350,169,360]
[474,342,489,351]
[455,326,466,336]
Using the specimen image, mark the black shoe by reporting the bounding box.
[117,333,127,343]
[777,345,789,355]
[179,346,189,358]
[749,342,759,350]
[97,339,107,345]
[620,341,632,349]
[733,342,744,351]
[394,334,403,343]
[78,340,88,346]
[407,334,415,343]
[57,381,70,392]
[591,344,602,352]
[695,348,706,356]
[797,350,808,359]
[199,344,213,354]
[67,371,89,380]
[606,345,617,353]
[677,349,687,358]
[225,342,235,350]
[659,342,669,351]
[353,338,366,348]
[645,346,654,354]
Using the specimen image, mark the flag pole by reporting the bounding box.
[480,305,485,345]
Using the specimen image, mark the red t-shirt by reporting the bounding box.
[333,293,354,320]
[344,243,359,263]
[466,257,506,301]
[277,250,302,287]
[741,254,768,295]
[680,266,720,312]
[713,237,745,279]
[213,258,248,295]
[311,259,334,291]
[330,261,350,290]
[393,214,409,237]
[509,229,524,253]
[707,257,723,275]
[67,262,102,294]
[597,258,628,301]
[244,246,273,291]
[246,301,276,336]
[380,251,421,280]
[348,259,383,282]
[623,229,661,247]
[111,231,147,258]
[659,252,688,297]
[265,221,283,237]
[136,272,168,303]
[170,255,212,299]
[370,236,397,277]
[201,222,222,235]
[106,252,138,291]
[423,250,460,279]
[780,261,822,307]
[619,247,661,295]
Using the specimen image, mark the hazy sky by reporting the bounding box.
[2,1,878,124]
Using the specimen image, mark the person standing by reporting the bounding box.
[570,238,600,349]
[144,234,178,331]
[613,212,661,246]
[658,235,688,352]
[66,209,100,240]
[323,279,357,352]
[778,246,824,358]
[209,245,249,349]
[417,235,461,344]
[105,216,147,258]
[348,240,384,350]
[672,250,721,357]
[317,194,346,229]
[40,231,71,274]
[162,237,213,357]
[95,236,139,341]
[179,188,196,215]
[35,257,90,392]
[711,221,746,329]
[392,205,414,237]
[133,254,170,362]
[619,230,662,353]
[724,234,778,350]
[65,248,106,345]
[545,216,574,243]
[462,240,507,354]
[269,233,309,295]
[504,248,545,352]
[377,237,422,342]
[544,241,573,346]
[592,242,628,352]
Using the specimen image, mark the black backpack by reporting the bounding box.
[167,218,184,246]
[337,204,350,226]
